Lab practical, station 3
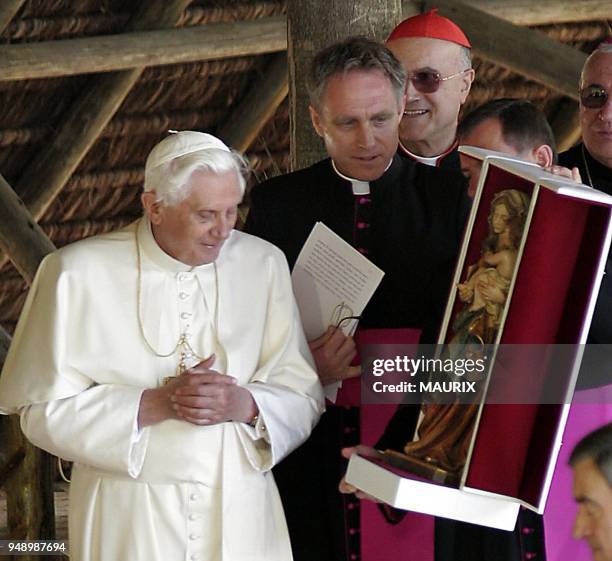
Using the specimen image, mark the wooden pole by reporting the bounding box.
[287,0,402,171]
[0,178,57,558]
[217,52,288,153]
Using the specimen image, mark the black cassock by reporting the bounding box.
[246,154,468,561]
[560,143,612,389]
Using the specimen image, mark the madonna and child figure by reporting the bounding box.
[453,189,531,346]
[400,189,531,476]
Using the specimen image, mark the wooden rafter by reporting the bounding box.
[403,0,612,25]
[2,1,608,84]
[14,0,192,223]
[0,324,9,365]
[0,175,55,285]
[0,17,286,82]
[0,0,26,34]
[426,0,586,101]
[217,52,288,154]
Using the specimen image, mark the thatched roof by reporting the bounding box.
[0,0,609,332]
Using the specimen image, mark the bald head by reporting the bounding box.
[579,46,612,169]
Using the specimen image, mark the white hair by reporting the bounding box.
[580,42,612,88]
[144,147,249,207]
[459,45,472,70]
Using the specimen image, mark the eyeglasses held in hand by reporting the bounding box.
[335,315,361,336]
[580,84,609,109]
[407,68,470,94]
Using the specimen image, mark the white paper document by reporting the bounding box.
[291,222,384,400]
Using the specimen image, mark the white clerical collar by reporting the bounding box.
[331,160,371,195]
[398,140,457,167]
[330,159,394,194]
[138,217,217,273]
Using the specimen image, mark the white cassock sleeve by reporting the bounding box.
[0,252,151,478]
[20,385,149,478]
[234,248,324,472]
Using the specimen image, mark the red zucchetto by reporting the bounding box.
[386,8,471,48]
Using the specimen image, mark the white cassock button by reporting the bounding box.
[180,312,192,320]
[190,555,199,561]
[189,493,198,501]
[179,292,189,300]
[178,273,186,282]
[188,513,197,521]
[189,534,199,541]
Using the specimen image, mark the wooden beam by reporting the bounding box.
[2,1,608,83]
[0,174,55,284]
[0,0,25,34]
[16,72,149,220]
[5,419,57,557]
[0,177,57,558]
[551,99,582,154]
[403,0,612,25]
[467,0,612,25]
[14,0,191,223]
[0,447,25,488]
[216,52,288,153]
[0,17,286,82]
[424,0,586,101]
[0,324,9,365]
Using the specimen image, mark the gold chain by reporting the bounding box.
[134,222,220,379]
[582,143,595,188]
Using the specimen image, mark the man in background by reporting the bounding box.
[386,9,474,169]
[559,40,612,389]
[570,423,612,561]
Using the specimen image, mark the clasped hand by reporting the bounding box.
[138,356,257,428]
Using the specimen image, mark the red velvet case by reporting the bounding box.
[346,149,612,527]
[445,149,612,511]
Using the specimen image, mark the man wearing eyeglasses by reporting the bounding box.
[385,9,475,170]
[560,41,612,192]
[246,36,469,561]
[559,40,612,388]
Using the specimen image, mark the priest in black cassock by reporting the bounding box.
[246,37,469,561]
[560,41,612,391]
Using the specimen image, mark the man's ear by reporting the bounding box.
[141,191,163,225]
[532,144,554,168]
[309,105,325,138]
[459,68,475,104]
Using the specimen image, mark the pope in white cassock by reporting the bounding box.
[0,131,324,561]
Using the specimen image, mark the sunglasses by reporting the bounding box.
[580,84,609,109]
[407,69,470,94]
